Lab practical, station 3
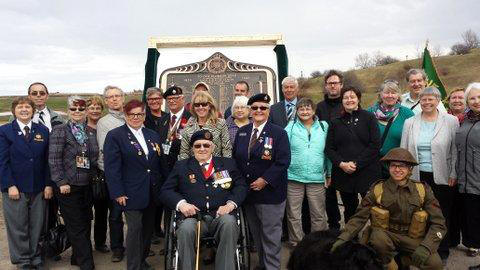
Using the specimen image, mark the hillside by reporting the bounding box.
[301,48,480,107]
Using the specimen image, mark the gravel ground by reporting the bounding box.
[0,193,479,269]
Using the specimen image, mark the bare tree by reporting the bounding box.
[431,44,443,57]
[310,70,323,78]
[450,43,470,55]
[354,53,374,69]
[462,29,480,50]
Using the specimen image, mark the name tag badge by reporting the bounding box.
[213,170,232,189]
[76,156,90,169]
[238,132,247,137]
[162,142,171,155]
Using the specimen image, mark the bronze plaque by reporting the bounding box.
[159,52,277,113]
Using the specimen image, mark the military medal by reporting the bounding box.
[189,174,196,183]
[261,137,273,160]
[34,134,44,141]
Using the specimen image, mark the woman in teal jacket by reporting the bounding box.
[285,98,331,247]
[367,80,414,178]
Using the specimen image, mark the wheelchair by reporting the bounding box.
[164,208,250,270]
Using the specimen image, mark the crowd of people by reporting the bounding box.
[0,69,479,270]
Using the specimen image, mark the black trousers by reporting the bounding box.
[92,197,109,247]
[56,185,94,270]
[339,191,361,223]
[154,204,164,236]
[420,171,454,259]
[461,193,480,249]
[448,187,463,247]
[325,185,341,229]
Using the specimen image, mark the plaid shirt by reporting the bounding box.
[48,122,99,187]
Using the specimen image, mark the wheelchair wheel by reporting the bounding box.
[165,211,178,270]
[236,208,251,270]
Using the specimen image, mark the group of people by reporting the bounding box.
[0,67,479,270]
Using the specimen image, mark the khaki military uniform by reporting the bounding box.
[338,178,446,270]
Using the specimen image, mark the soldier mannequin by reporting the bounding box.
[331,147,445,270]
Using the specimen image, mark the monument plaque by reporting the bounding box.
[159,52,277,113]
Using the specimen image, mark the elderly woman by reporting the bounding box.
[456,83,480,259]
[179,91,231,160]
[0,97,52,269]
[285,98,330,247]
[144,87,165,132]
[326,86,381,223]
[84,96,111,253]
[401,86,459,262]
[104,99,164,270]
[448,88,466,123]
[367,80,414,178]
[225,95,251,143]
[49,96,98,270]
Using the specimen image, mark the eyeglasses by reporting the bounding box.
[193,143,211,149]
[30,91,47,96]
[326,82,341,86]
[250,106,269,111]
[69,107,86,112]
[147,97,162,102]
[105,94,123,100]
[389,163,410,169]
[166,96,183,102]
[126,113,145,119]
[193,102,210,108]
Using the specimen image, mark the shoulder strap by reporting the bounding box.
[380,116,395,146]
[415,182,426,206]
[373,183,383,205]
[410,100,420,110]
[319,121,325,132]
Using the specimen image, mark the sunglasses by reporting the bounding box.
[193,102,209,108]
[250,106,269,111]
[69,107,86,112]
[30,91,47,96]
[193,143,211,149]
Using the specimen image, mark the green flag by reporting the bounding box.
[422,46,447,99]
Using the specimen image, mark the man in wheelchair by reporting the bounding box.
[161,129,248,270]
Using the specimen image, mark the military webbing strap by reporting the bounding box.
[373,182,426,206]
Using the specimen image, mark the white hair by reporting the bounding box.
[465,82,480,109]
[419,87,441,101]
[232,96,249,109]
[281,76,298,87]
[103,85,124,97]
[67,95,85,107]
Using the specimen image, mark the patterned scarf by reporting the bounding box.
[371,103,400,122]
[69,121,87,145]
[466,110,480,122]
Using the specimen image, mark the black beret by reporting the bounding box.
[190,129,213,146]
[163,86,183,98]
[247,93,271,105]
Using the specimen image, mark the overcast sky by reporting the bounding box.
[0,0,478,96]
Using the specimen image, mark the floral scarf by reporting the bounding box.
[69,121,88,145]
[371,103,400,122]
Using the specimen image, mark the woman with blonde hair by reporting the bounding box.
[179,90,232,160]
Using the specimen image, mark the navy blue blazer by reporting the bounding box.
[104,124,165,210]
[233,121,291,204]
[0,121,51,193]
[160,156,247,215]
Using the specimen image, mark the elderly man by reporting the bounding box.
[331,148,446,270]
[224,81,251,119]
[401,69,447,114]
[96,85,126,262]
[269,76,299,128]
[161,129,247,270]
[234,93,291,270]
[315,70,344,231]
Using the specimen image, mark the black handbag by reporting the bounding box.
[91,169,108,201]
[40,205,71,258]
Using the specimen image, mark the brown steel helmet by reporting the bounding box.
[380,147,418,166]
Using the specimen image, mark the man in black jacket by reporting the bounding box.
[315,70,344,230]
